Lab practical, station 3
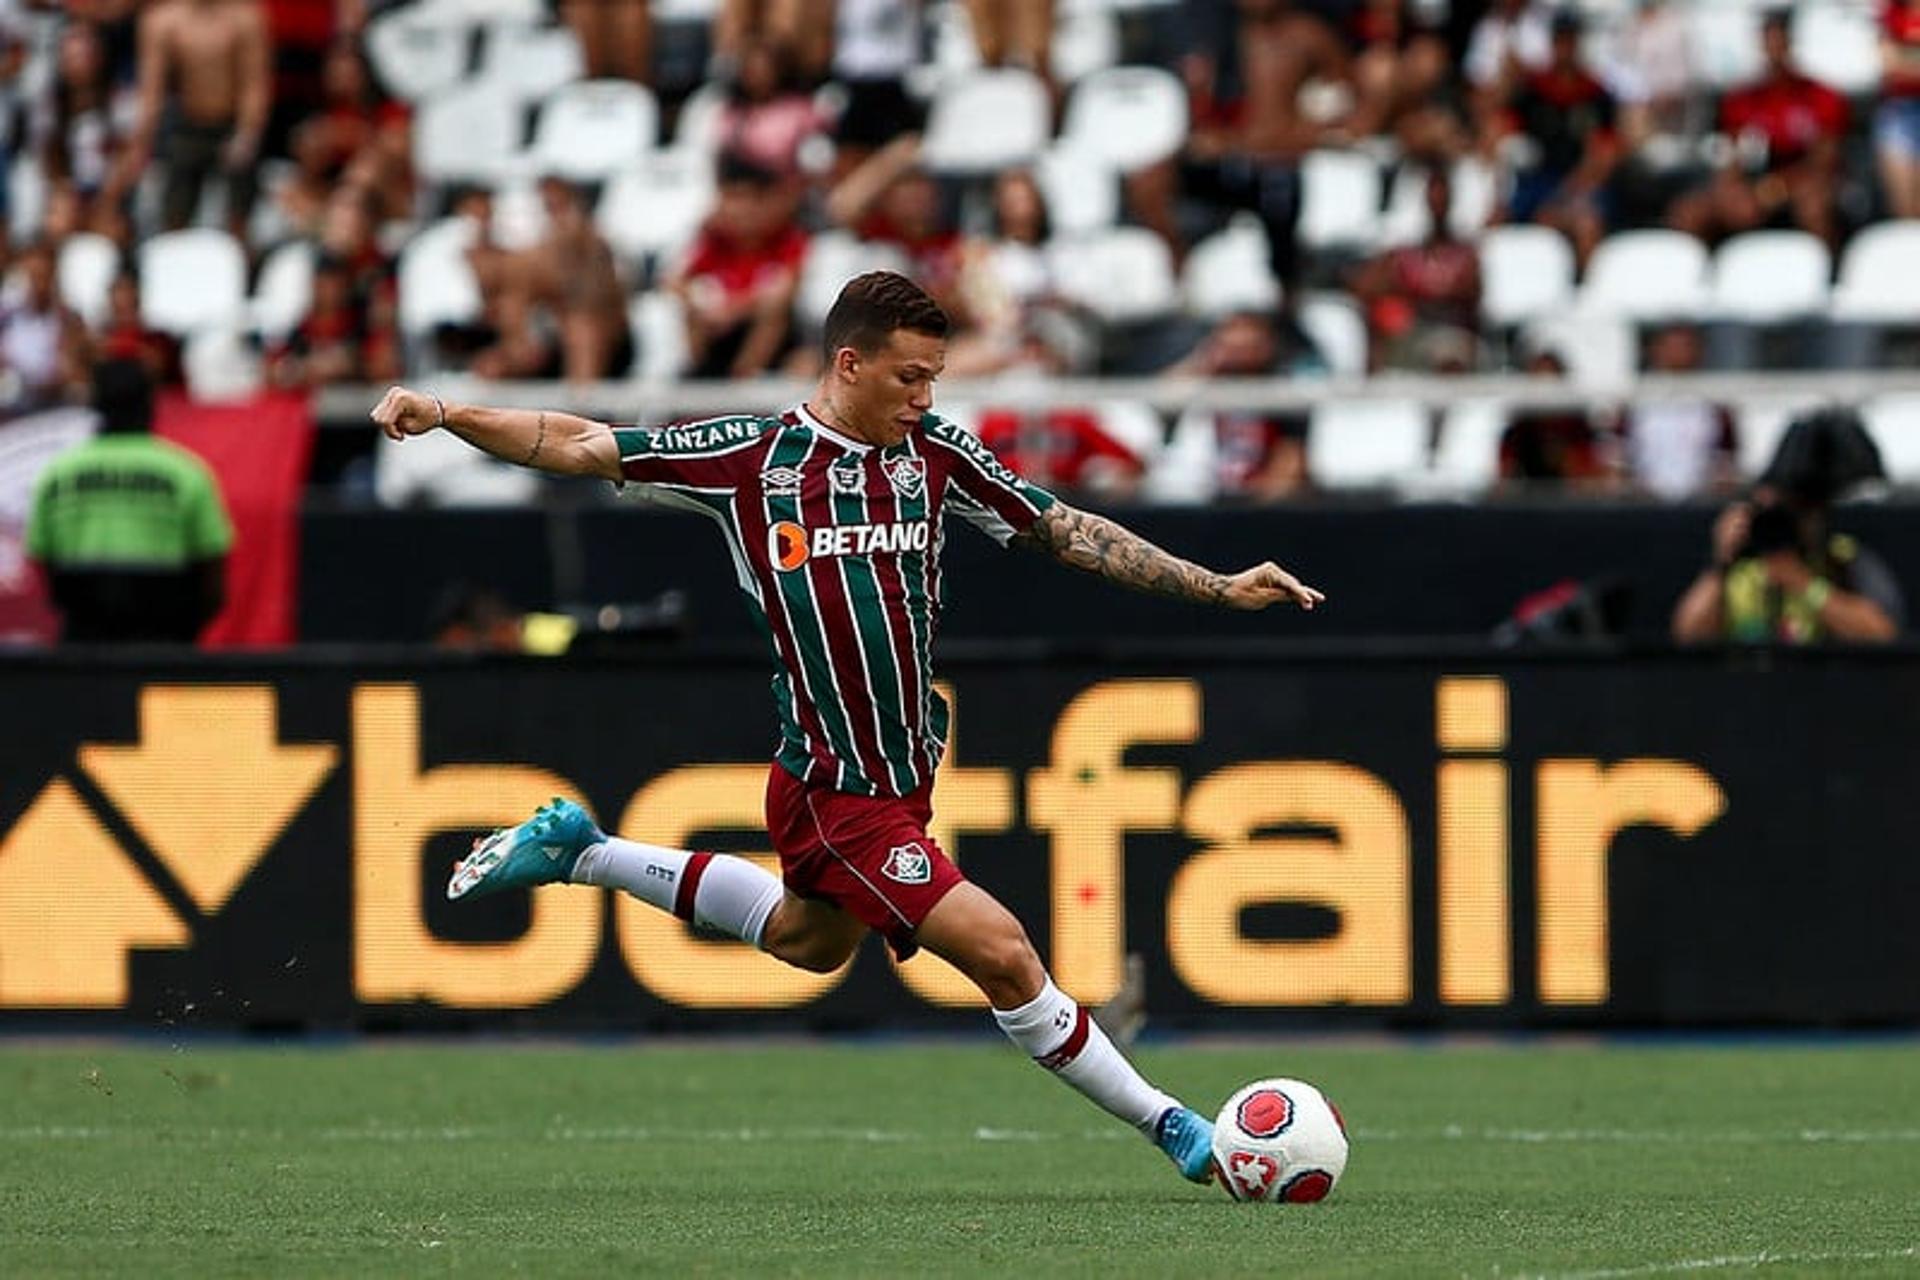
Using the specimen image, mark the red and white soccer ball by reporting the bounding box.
[1210,1077,1349,1204]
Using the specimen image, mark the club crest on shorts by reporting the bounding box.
[883,456,926,500]
[829,455,865,496]
[761,464,804,497]
[880,841,932,885]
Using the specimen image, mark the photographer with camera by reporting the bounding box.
[1672,410,1903,645]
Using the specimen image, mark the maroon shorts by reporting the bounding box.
[765,763,967,959]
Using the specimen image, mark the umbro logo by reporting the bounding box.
[762,465,804,497]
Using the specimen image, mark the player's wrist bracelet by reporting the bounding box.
[432,395,446,430]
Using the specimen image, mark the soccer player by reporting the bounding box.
[370,272,1323,1186]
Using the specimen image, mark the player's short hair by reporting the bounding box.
[91,358,153,435]
[822,271,949,364]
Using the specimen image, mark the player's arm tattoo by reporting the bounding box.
[1014,502,1232,605]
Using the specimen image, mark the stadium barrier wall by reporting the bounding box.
[298,503,1920,644]
[2,649,1915,1031]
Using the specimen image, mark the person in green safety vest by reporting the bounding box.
[25,359,232,643]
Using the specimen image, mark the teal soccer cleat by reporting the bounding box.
[447,798,603,901]
[1154,1105,1216,1184]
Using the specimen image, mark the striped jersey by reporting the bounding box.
[613,403,1057,797]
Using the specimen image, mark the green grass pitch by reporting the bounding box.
[1,1039,1916,1277]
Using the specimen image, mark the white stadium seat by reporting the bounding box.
[629,289,689,381]
[1051,5,1120,85]
[1298,292,1368,378]
[138,229,246,334]
[921,68,1051,174]
[377,424,542,508]
[414,81,524,185]
[1794,4,1881,96]
[1059,66,1189,173]
[1480,225,1576,327]
[1298,150,1383,250]
[1579,229,1709,320]
[478,20,584,102]
[56,232,119,330]
[1144,407,1223,505]
[1048,228,1177,323]
[1095,400,1166,465]
[1831,221,1920,322]
[533,80,659,180]
[671,82,730,157]
[397,217,483,337]
[598,151,716,269]
[1686,5,1762,89]
[1427,400,1509,496]
[1523,312,1636,386]
[249,239,316,343]
[1181,217,1280,318]
[1710,231,1831,322]
[365,9,472,103]
[798,233,910,330]
[1036,145,1119,235]
[1861,396,1920,484]
[1308,399,1430,489]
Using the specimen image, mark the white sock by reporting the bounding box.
[993,978,1179,1135]
[571,838,783,948]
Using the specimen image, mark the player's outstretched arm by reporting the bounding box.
[1013,501,1324,611]
[370,386,622,481]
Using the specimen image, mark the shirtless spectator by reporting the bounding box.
[670,152,807,379]
[523,177,634,383]
[966,0,1051,75]
[561,0,651,83]
[118,0,272,238]
[1128,0,1348,285]
[1667,10,1844,246]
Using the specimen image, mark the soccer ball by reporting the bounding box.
[1210,1077,1349,1203]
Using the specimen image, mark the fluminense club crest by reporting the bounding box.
[880,841,932,885]
[883,456,926,500]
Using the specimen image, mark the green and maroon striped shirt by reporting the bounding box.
[613,404,1056,797]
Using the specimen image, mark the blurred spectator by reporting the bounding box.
[268,253,396,389]
[670,152,806,379]
[714,38,826,179]
[262,0,353,158]
[716,0,833,85]
[561,0,651,84]
[1614,324,1738,500]
[1674,411,1902,644]
[1879,0,1920,217]
[1130,0,1347,284]
[1163,309,1322,500]
[118,0,272,238]
[0,4,25,262]
[93,271,179,385]
[949,169,1082,378]
[1604,0,1694,144]
[0,242,90,409]
[966,0,1052,75]
[823,0,925,168]
[1667,10,1844,247]
[25,359,232,644]
[977,407,1143,500]
[1503,11,1619,266]
[525,177,633,383]
[1346,0,1453,146]
[1466,0,1551,96]
[829,135,969,325]
[1350,170,1481,373]
[1498,350,1611,489]
[315,185,391,310]
[31,21,136,241]
[306,38,412,225]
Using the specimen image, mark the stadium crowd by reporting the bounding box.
[2,0,1919,503]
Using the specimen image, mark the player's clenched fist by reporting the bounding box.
[1222,561,1323,611]
[370,386,444,441]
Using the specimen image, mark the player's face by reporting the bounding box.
[847,329,945,447]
